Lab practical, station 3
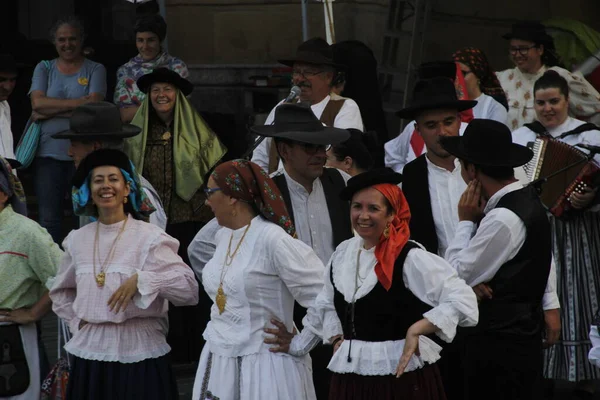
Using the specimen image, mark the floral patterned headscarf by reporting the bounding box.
[211,160,296,236]
[453,47,506,99]
[0,157,27,216]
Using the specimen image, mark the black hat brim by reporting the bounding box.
[137,71,194,96]
[250,125,350,146]
[6,158,21,169]
[278,58,346,70]
[340,168,403,201]
[440,136,533,167]
[72,149,133,188]
[396,99,477,120]
[52,124,141,140]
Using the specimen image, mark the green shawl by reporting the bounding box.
[126,91,227,202]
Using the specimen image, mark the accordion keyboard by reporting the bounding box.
[524,139,546,182]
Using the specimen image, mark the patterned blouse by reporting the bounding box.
[496,65,600,130]
[114,52,189,108]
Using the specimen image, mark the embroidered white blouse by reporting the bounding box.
[201,216,325,358]
[50,215,199,363]
[289,237,479,376]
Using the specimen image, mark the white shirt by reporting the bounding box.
[426,157,467,256]
[188,217,222,280]
[444,181,560,310]
[202,216,324,357]
[272,167,350,264]
[497,65,600,131]
[472,93,508,126]
[289,237,479,376]
[0,101,15,160]
[384,122,468,173]
[251,95,364,172]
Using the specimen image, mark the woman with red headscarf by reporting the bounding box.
[268,168,478,399]
[192,159,325,400]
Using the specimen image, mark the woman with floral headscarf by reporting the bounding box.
[192,159,325,400]
[267,168,478,400]
[453,47,509,126]
[0,157,63,399]
[49,149,199,400]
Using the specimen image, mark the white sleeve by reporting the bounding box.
[403,248,479,342]
[384,121,415,173]
[334,99,364,130]
[590,325,600,368]
[444,209,525,286]
[187,218,221,281]
[542,256,560,310]
[143,187,167,231]
[250,103,279,172]
[488,100,509,127]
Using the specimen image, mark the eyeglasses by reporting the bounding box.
[203,187,221,198]
[292,69,325,79]
[297,143,331,155]
[509,45,537,56]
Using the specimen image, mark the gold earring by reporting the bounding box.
[383,224,390,239]
[124,197,128,204]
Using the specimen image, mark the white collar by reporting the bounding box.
[484,180,524,213]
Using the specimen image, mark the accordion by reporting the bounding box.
[524,137,600,217]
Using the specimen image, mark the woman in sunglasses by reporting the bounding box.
[496,21,600,130]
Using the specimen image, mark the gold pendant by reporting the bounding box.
[216,284,226,314]
[161,131,172,141]
[95,272,106,287]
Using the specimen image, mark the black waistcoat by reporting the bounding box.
[332,241,432,342]
[476,185,552,337]
[402,155,439,254]
[272,168,353,248]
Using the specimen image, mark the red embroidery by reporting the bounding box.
[0,251,29,258]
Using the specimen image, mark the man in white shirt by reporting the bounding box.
[52,102,167,230]
[252,38,363,174]
[0,54,18,160]
[442,119,559,400]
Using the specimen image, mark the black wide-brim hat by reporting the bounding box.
[278,37,346,70]
[72,148,134,188]
[0,54,18,74]
[340,168,403,201]
[440,119,533,167]
[5,158,21,169]
[53,102,141,140]
[251,103,350,145]
[417,61,456,81]
[137,67,194,96]
[396,77,477,120]
[502,21,554,45]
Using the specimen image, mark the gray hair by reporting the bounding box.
[50,16,85,42]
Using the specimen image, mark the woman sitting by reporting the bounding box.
[512,70,600,398]
[49,148,199,399]
[452,47,508,125]
[0,157,63,400]
[192,159,325,400]
[496,21,600,130]
[326,128,375,176]
[114,14,188,123]
[268,168,478,399]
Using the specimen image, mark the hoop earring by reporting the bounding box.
[383,223,390,239]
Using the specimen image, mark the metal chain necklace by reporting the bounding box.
[93,217,128,287]
[216,221,252,314]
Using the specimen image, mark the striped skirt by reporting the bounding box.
[543,211,600,381]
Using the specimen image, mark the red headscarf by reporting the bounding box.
[372,183,411,291]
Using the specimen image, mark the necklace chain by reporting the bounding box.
[93,217,128,287]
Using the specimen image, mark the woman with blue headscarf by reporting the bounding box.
[0,157,63,399]
[49,148,199,400]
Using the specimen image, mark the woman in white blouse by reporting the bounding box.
[192,159,325,400]
[50,149,199,400]
[268,168,478,399]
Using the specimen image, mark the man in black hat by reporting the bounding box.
[52,101,166,229]
[384,61,469,173]
[252,37,363,174]
[0,54,18,160]
[497,21,600,130]
[441,119,555,400]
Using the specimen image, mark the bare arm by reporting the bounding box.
[0,292,53,324]
[30,91,104,117]
[119,105,140,123]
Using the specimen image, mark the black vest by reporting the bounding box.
[477,185,552,337]
[402,155,439,254]
[272,168,353,248]
[332,241,432,341]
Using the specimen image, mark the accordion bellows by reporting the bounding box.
[524,137,599,217]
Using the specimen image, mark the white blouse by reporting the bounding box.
[290,237,479,376]
[201,216,325,358]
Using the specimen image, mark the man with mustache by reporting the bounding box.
[251,38,363,174]
[0,55,18,160]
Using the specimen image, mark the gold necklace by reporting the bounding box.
[93,217,128,287]
[216,221,252,314]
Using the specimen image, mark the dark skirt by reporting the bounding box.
[66,354,178,400]
[328,364,447,400]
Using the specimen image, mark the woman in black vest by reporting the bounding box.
[265,168,478,400]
